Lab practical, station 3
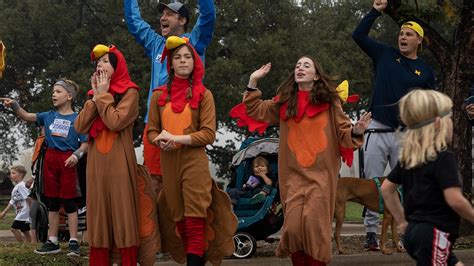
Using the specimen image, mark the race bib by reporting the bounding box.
[50,118,71,138]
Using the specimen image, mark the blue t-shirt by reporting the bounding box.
[36,111,88,151]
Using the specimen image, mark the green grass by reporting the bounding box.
[0,242,88,265]
[343,202,365,222]
[0,209,15,230]
[0,195,16,230]
[344,202,384,222]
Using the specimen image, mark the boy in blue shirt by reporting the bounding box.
[352,0,436,250]
[0,79,88,256]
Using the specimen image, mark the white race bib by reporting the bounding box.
[50,118,71,138]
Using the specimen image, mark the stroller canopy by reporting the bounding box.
[231,138,279,167]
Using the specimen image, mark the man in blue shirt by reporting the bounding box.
[124,0,216,191]
[352,0,435,251]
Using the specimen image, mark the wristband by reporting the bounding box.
[246,86,257,92]
[11,101,20,112]
[351,128,363,137]
[73,150,84,160]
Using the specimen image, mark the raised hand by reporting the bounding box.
[96,70,110,94]
[353,112,372,135]
[91,72,98,94]
[0,97,15,108]
[373,0,388,12]
[248,63,272,88]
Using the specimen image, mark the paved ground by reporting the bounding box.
[2,224,473,265]
[152,250,474,266]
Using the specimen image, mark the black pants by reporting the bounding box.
[404,222,459,266]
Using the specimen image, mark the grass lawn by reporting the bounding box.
[0,242,88,265]
[0,195,15,230]
[0,209,15,230]
[343,202,384,222]
[344,202,365,222]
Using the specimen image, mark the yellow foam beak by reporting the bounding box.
[92,44,110,60]
[0,41,6,79]
[336,80,349,102]
[165,36,188,50]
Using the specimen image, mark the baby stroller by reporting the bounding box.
[228,137,284,259]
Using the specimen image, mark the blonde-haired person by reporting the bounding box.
[382,89,474,266]
[0,165,31,243]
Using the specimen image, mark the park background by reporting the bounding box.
[0,0,472,235]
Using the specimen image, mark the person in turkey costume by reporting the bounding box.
[75,45,158,266]
[147,36,237,266]
[231,59,371,265]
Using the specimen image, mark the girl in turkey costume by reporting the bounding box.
[75,45,158,266]
[147,36,237,266]
[231,59,371,265]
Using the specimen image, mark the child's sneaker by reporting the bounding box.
[67,240,80,256]
[34,240,61,254]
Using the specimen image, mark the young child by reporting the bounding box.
[228,156,274,205]
[0,79,88,256]
[232,58,371,265]
[0,165,31,243]
[147,36,237,266]
[382,89,474,266]
[75,44,149,265]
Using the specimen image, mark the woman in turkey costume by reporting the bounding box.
[231,59,371,265]
[75,45,158,266]
[147,36,237,266]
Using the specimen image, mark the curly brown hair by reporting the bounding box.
[276,56,339,118]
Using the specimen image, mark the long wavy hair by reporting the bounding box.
[166,44,195,102]
[276,56,339,118]
[398,89,453,169]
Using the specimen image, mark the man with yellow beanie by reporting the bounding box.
[352,0,436,252]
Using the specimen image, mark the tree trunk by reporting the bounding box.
[448,0,474,236]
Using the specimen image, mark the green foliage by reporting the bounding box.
[0,0,460,179]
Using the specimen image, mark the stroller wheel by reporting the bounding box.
[233,232,257,259]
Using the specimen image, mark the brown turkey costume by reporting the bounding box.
[231,87,363,265]
[147,37,237,265]
[75,45,159,266]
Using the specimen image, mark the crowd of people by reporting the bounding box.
[0,0,473,265]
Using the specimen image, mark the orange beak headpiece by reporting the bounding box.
[89,44,139,95]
